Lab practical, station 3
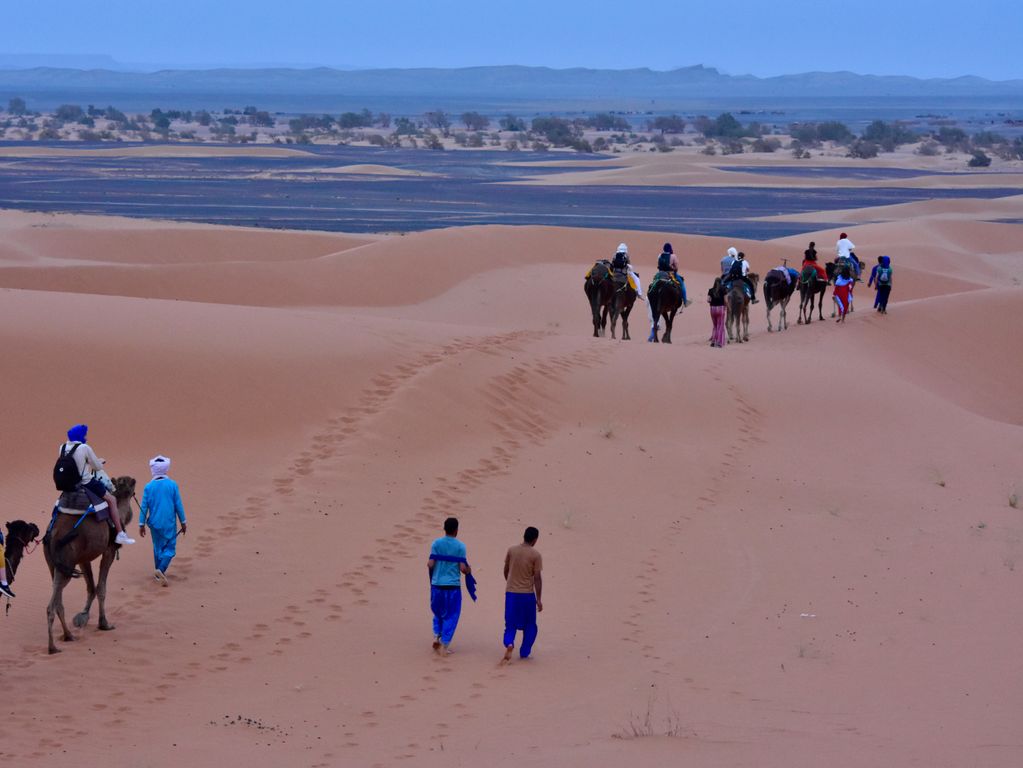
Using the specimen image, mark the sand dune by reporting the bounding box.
[1,206,1021,768]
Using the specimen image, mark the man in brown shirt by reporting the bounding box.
[502,526,542,662]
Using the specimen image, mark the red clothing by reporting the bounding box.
[802,259,827,281]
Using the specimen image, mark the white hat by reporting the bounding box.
[149,455,171,478]
[617,243,628,254]
[727,247,738,258]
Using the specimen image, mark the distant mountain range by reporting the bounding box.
[1,64,1021,113]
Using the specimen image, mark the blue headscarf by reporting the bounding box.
[67,424,88,443]
[880,255,891,268]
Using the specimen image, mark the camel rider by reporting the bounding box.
[59,425,135,545]
[611,243,646,303]
[802,241,827,281]
[725,251,759,303]
[721,246,739,277]
[658,243,692,307]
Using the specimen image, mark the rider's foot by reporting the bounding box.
[115,531,136,545]
[0,583,14,599]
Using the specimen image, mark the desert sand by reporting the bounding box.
[0,183,1021,768]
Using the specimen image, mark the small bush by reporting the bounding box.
[848,139,879,159]
[751,137,781,153]
[968,150,991,167]
[917,140,941,156]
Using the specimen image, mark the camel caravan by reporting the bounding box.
[584,233,891,345]
[3,424,185,654]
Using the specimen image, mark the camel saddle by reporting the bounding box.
[55,489,110,520]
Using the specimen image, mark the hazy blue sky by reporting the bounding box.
[6,0,1022,79]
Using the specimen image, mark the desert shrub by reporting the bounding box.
[588,113,630,131]
[816,121,853,144]
[249,110,274,127]
[862,120,917,151]
[701,143,717,155]
[365,133,386,146]
[499,115,526,132]
[337,110,373,129]
[655,141,673,152]
[38,126,61,140]
[750,137,781,153]
[531,116,577,146]
[592,136,609,151]
[532,140,549,152]
[8,97,27,115]
[452,133,468,146]
[720,138,745,155]
[917,140,941,156]
[392,117,418,136]
[972,131,1006,147]
[968,150,991,167]
[651,114,686,134]
[936,126,969,151]
[423,131,444,150]
[669,137,685,146]
[55,104,84,122]
[460,111,490,131]
[504,139,519,151]
[423,110,450,135]
[847,139,879,159]
[466,132,485,148]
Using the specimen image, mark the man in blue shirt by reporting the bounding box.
[428,517,471,655]
[138,455,187,586]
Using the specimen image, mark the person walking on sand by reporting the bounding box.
[502,526,543,662]
[871,255,893,314]
[707,276,726,348]
[138,455,187,586]
[833,267,854,322]
[428,517,471,655]
[58,424,134,545]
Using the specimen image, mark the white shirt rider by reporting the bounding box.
[836,236,856,260]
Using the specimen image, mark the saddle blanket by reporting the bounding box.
[55,489,110,518]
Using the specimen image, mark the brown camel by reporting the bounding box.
[43,476,135,654]
[584,260,614,337]
[4,519,41,586]
[726,272,759,343]
[608,275,637,340]
[763,269,797,332]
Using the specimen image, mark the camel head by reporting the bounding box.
[112,476,136,501]
[4,520,41,583]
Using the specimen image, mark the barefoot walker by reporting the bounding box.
[502,526,543,661]
[428,517,474,655]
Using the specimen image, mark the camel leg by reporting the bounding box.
[743,307,750,342]
[621,306,631,341]
[766,300,773,332]
[74,562,96,628]
[609,308,618,340]
[663,310,675,344]
[47,571,74,653]
[97,549,117,631]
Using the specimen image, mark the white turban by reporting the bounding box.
[617,243,628,254]
[149,455,171,478]
[727,247,738,258]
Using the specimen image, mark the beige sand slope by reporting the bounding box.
[0,209,1021,768]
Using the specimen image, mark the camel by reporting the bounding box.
[43,476,134,654]
[725,272,758,343]
[608,275,637,340]
[763,269,797,332]
[4,519,41,585]
[797,266,828,324]
[647,273,683,343]
[584,260,614,337]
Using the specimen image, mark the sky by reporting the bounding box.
[4,0,1022,80]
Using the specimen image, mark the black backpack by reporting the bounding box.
[53,444,83,492]
[728,259,745,279]
[611,252,627,271]
[657,252,672,272]
[876,266,891,286]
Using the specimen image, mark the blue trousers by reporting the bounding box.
[503,592,538,658]
[876,286,891,311]
[149,525,177,573]
[430,586,462,644]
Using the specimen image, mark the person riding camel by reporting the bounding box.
[657,243,692,307]
[611,243,646,304]
[724,251,759,303]
[802,241,828,281]
[836,232,860,277]
[721,246,739,277]
[58,424,135,545]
